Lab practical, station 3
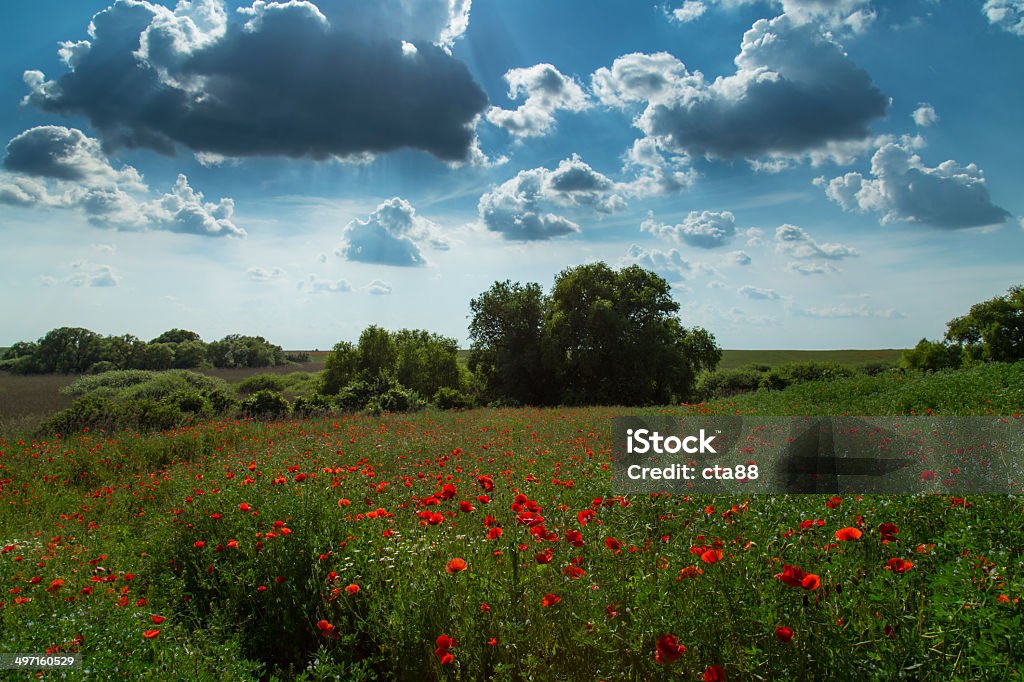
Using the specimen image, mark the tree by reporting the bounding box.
[393,329,461,399]
[944,285,1024,363]
[357,326,398,380]
[171,340,211,369]
[468,280,549,404]
[321,341,359,395]
[468,264,719,406]
[36,327,105,374]
[901,284,1024,370]
[901,338,962,371]
[546,263,719,405]
[151,329,203,344]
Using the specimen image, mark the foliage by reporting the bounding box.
[236,373,287,396]
[469,263,721,406]
[468,280,550,405]
[239,389,291,419]
[902,339,963,372]
[2,327,290,374]
[207,334,288,369]
[944,285,1024,363]
[291,392,332,417]
[903,285,1024,371]
[433,386,475,410]
[320,327,463,411]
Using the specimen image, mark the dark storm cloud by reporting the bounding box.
[593,14,889,160]
[23,0,488,162]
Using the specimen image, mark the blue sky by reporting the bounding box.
[1,0,1021,350]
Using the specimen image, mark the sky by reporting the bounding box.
[1,0,1022,350]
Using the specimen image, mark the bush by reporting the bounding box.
[859,360,897,376]
[333,379,376,412]
[366,386,423,415]
[162,390,213,418]
[61,370,157,397]
[433,386,475,410]
[239,390,290,419]
[902,339,963,371]
[292,392,331,417]
[87,360,117,374]
[38,394,186,435]
[236,373,287,396]
[696,367,764,399]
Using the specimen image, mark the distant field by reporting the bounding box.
[0,350,903,432]
[717,349,904,370]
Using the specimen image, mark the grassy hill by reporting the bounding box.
[717,348,903,370]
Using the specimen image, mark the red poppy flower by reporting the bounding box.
[516,512,545,527]
[345,583,360,595]
[446,558,467,574]
[564,565,586,579]
[541,593,561,607]
[655,634,685,664]
[487,527,503,540]
[703,664,726,681]
[604,537,623,553]
[565,530,584,547]
[193,541,205,549]
[317,620,334,634]
[238,503,251,512]
[775,564,808,588]
[701,549,723,564]
[142,629,160,639]
[434,634,455,665]
[885,558,914,573]
[534,550,553,565]
[878,523,899,543]
[835,527,863,541]
[774,626,794,643]
[801,573,821,591]
[459,501,474,513]
[151,615,165,625]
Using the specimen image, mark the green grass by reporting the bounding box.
[717,349,904,370]
[0,363,1021,679]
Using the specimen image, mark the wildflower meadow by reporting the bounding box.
[1,382,1022,680]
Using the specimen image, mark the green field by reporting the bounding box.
[0,363,1022,680]
[716,349,904,370]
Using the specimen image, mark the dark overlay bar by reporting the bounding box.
[611,416,1024,495]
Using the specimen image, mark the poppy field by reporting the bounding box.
[1,397,1022,680]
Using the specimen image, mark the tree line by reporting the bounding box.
[902,285,1024,371]
[3,263,725,409]
[0,327,293,374]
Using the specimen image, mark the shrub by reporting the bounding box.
[696,367,764,399]
[292,392,331,417]
[236,373,287,396]
[333,379,376,412]
[859,360,897,376]
[87,360,117,374]
[239,390,291,419]
[902,338,963,371]
[162,390,213,417]
[433,386,475,410]
[366,386,423,415]
[62,370,157,397]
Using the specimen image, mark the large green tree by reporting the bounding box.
[944,285,1024,363]
[903,284,1024,370]
[546,263,720,405]
[468,280,549,405]
[468,264,720,406]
